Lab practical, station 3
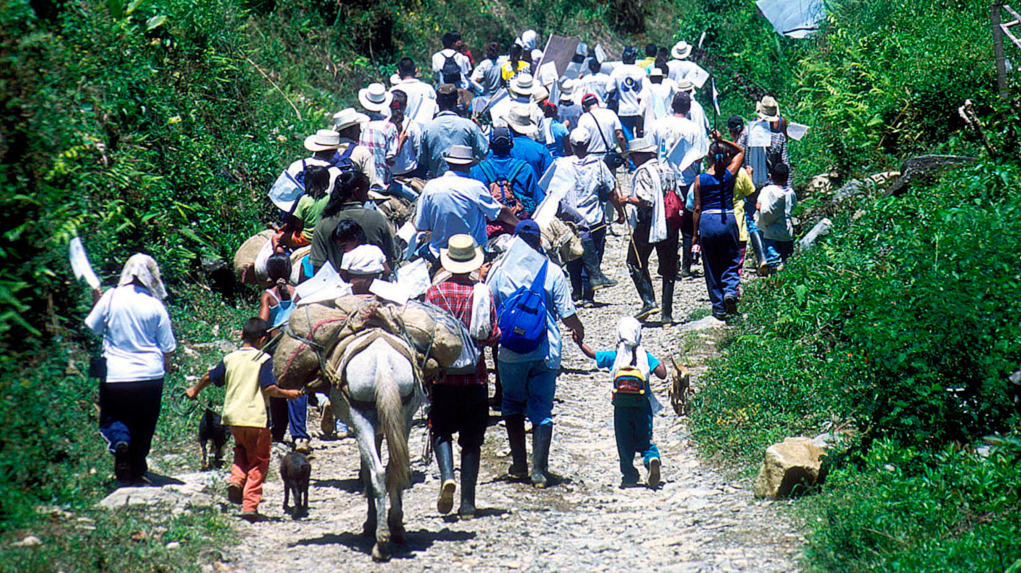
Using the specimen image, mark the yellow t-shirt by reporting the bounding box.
[501,61,531,81]
[733,168,756,243]
[210,347,273,428]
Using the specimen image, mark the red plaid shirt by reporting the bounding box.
[425,277,500,386]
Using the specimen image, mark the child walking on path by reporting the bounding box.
[577,317,668,488]
[186,318,303,519]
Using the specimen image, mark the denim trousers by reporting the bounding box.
[614,404,659,483]
[497,359,557,426]
[566,226,607,300]
[699,211,741,317]
[270,394,309,442]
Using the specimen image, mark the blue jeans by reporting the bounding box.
[614,404,659,483]
[700,211,741,317]
[744,194,760,235]
[270,395,309,441]
[763,238,794,270]
[619,115,639,141]
[566,226,607,300]
[498,359,557,426]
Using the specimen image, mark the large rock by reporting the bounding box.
[753,437,826,499]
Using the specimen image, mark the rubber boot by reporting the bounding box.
[749,230,770,277]
[531,423,554,488]
[680,234,693,277]
[661,279,675,325]
[504,415,528,480]
[458,446,481,520]
[630,269,657,320]
[581,236,616,290]
[434,437,456,514]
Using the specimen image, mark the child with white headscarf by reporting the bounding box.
[577,317,667,487]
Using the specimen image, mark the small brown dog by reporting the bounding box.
[668,356,691,416]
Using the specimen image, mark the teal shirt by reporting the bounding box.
[594,350,661,408]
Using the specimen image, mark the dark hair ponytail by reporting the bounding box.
[708,141,729,175]
[266,253,292,301]
[322,170,368,218]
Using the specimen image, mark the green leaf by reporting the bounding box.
[125,0,146,15]
[107,0,123,18]
[146,15,168,31]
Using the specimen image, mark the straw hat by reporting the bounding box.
[756,95,781,122]
[505,105,537,136]
[626,136,657,155]
[671,41,692,60]
[440,234,484,274]
[675,79,694,93]
[303,129,342,152]
[648,67,664,78]
[531,85,550,104]
[509,73,536,97]
[358,83,393,113]
[443,145,475,165]
[559,79,577,101]
[332,108,369,132]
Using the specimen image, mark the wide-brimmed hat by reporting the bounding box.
[649,67,664,78]
[559,79,577,101]
[304,129,342,152]
[440,234,484,274]
[358,83,393,112]
[626,136,657,155]
[671,41,692,60]
[505,105,537,136]
[332,108,369,132]
[443,144,475,165]
[389,73,402,86]
[531,86,550,104]
[675,79,694,93]
[756,95,780,121]
[509,73,536,97]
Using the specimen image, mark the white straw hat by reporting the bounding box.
[443,145,475,165]
[340,245,386,275]
[626,136,657,154]
[332,108,370,132]
[756,95,781,122]
[439,234,484,274]
[510,73,536,97]
[569,127,590,145]
[671,41,692,60]
[358,83,393,112]
[303,129,342,152]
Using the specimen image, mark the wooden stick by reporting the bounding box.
[243,55,303,121]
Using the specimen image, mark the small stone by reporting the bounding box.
[166,541,181,550]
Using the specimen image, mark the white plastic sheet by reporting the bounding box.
[369,279,410,306]
[69,237,101,289]
[756,0,826,38]
[268,170,304,212]
[394,258,432,300]
[295,262,352,306]
[786,122,811,141]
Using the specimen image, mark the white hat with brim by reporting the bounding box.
[389,73,402,86]
[559,79,577,101]
[506,105,537,136]
[671,41,692,60]
[440,234,484,274]
[510,73,536,97]
[332,108,370,132]
[304,129,343,152]
[358,83,393,113]
[649,67,664,78]
[675,79,694,93]
[569,127,590,145]
[756,96,781,122]
[626,136,658,155]
[531,86,550,103]
[340,244,386,275]
[443,144,475,165]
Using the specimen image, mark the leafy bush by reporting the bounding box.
[801,438,1021,573]
[692,161,1021,464]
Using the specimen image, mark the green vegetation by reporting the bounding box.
[685,0,1021,569]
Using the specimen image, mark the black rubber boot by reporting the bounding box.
[504,415,528,480]
[749,230,769,277]
[581,236,616,290]
[458,446,481,520]
[661,279,675,324]
[433,437,456,514]
[680,234,694,277]
[630,268,657,320]
[531,423,554,488]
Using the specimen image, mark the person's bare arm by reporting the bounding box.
[611,189,626,223]
[497,206,520,227]
[265,385,303,400]
[564,313,585,344]
[185,372,212,400]
[258,291,272,322]
[653,362,668,379]
[577,341,596,359]
[615,129,627,152]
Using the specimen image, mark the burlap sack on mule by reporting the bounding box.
[233,230,276,284]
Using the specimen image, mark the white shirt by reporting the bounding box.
[667,59,700,84]
[579,73,611,106]
[391,78,437,126]
[414,171,503,256]
[86,285,176,382]
[641,81,677,126]
[564,155,615,226]
[757,184,797,241]
[650,114,706,184]
[688,98,711,139]
[431,49,472,84]
[577,107,623,155]
[391,117,422,176]
[605,64,650,117]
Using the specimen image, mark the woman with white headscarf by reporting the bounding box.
[85,254,176,483]
[577,317,667,488]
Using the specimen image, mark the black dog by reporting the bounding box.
[281,451,311,520]
[198,406,227,470]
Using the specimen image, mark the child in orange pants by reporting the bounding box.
[187,318,302,518]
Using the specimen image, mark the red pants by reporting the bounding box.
[229,426,271,512]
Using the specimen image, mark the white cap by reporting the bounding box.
[340,245,386,275]
[569,127,590,145]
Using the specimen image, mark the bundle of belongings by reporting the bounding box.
[233,230,310,286]
[272,294,471,392]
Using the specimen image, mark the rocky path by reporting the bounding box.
[219,224,802,573]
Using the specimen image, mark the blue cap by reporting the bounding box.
[515,219,541,238]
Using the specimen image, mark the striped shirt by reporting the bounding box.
[425,278,499,386]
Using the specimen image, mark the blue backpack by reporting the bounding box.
[498,260,549,354]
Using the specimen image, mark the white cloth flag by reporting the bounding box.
[667,135,706,175]
[295,262,352,306]
[69,237,101,289]
[534,161,576,227]
[786,122,811,141]
[749,120,772,147]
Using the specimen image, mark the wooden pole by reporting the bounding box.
[993,0,1011,99]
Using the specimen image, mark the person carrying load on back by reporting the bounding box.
[487,220,586,489]
[501,42,531,85]
[433,31,472,85]
[271,164,332,254]
[505,104,553,181]
[425,234,500,521]
[331,108,384,194]
[469,127,540,237]
[576,317,667,488]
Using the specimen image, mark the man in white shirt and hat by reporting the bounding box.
[666,41,700,84]
[605,46,650,140]
[623,136,680,323]
[414,145,520,263]
[488,72,536,129]
[358,83,398,188]
[557,79,583,130]
[675,79,711,139]
[392,57,437,127]
[433,31,473,85]
[331,108,384,193]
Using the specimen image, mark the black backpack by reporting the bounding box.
[441,52,462,84]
